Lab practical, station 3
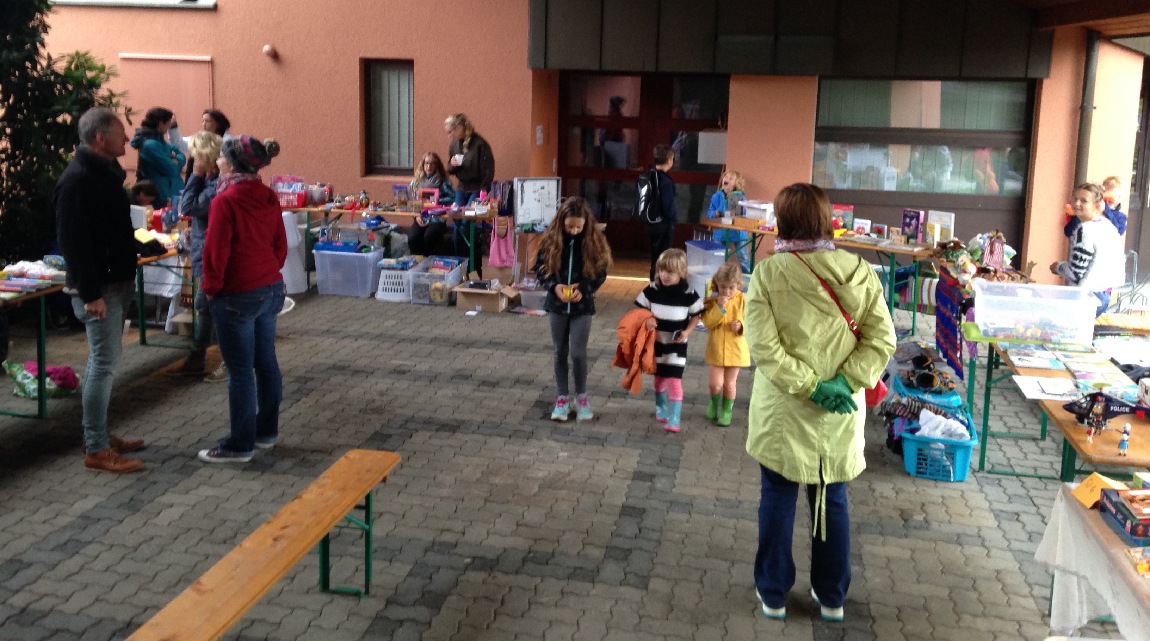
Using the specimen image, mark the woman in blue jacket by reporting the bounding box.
[130,107,186,208]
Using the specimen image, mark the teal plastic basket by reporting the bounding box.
[900,419,978,482]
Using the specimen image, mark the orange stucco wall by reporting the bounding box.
[726,75,817,201]
[529,70,559,177]
[1087,40,1144,197]
[45,1,534,199]
[725,76,817,260]
[1024,27,1086,285]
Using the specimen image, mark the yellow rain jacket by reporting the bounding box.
[701,290,751,368]
[745,249,895,521]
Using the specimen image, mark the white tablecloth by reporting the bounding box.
[1034,483,1150,641]
[140,255,183,298]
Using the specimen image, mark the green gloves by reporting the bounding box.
[809,373,858,414]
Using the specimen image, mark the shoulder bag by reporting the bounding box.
[792,253,888,407]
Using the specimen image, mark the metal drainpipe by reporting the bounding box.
[1075,30,1100,184]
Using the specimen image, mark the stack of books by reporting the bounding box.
[1100,488,1150,545]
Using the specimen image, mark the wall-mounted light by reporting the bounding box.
[262,44,278,60]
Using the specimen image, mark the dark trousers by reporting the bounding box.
[753,465,851,609]
[408,221,448,256]
[647,221,674,281]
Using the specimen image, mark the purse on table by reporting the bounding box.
[793,253,889,407]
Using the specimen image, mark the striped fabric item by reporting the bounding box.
[897,277,938,314]
[635,281,704,379]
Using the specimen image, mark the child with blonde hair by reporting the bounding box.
[701,260,750,426]
[707,170,751,273]
[635,248,704,432]
[176,130,223,377]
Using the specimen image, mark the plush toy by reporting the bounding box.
[955,254,978,287]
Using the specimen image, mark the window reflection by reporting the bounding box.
[566,76,641,116]
[566,127,639,169]
[671,77,729,121]
[812,143,1027,196]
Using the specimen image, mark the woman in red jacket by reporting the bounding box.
[198,136,287,463]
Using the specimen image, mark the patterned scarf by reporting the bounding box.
[773,238,836,254]
[216,172,261,194]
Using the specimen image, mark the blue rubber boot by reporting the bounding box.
[655,392,669,423]
[664,400,683,433]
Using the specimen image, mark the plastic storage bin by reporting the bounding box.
[314,249,384,297]
[375,268,414,302]
[518,289,547,310]
[900,421,978,482]
[410,256,467,305]
[972,280,1097,345]
[686,240,727,278]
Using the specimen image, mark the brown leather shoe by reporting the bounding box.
[109,434,145,453]
[80,434,145,455]
[84,448,143,473]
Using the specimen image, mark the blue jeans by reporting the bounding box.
[190,280,215,359]
[71,280,134,453]
[209,281,285,453]
[453,190,480,272]
[754,465,851,609]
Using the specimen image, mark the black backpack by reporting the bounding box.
[634,168,663,224]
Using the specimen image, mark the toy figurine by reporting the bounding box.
[981,230,1006,271]
[1086,423,1096,443]
[1120,424,1131,456]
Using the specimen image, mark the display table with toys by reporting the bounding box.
[1035,482,1150,641]
[0,283,65,419]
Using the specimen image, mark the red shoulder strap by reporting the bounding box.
[791,253,861,340]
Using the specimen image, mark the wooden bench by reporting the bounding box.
[127,449,401,641]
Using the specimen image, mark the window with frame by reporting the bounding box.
[813,80,1032,197]
[365,60,414,174]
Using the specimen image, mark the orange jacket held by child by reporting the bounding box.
[613,308,657,394]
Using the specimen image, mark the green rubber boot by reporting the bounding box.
[717,397,735,427]
[706,393,721,421]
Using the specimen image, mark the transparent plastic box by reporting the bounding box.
[314,249,384,298]
[410,257,467,305]
[685,240,726,279]
[972,280,1097,345]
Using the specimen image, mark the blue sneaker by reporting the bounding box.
[756,589,785,620]
[197,447,253,463]
[810,588,844,621]
[575,395,593,421]
[550,396,570,422]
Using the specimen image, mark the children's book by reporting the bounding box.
[1005,347,1065,370]
[831,204,854,234]
[901,209,925,244]
[927,210,956,242]
[852,218,872,235]
[872,223,888,238]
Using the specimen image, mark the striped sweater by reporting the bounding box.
[635,280,704,379]
[1055,217,1124,292]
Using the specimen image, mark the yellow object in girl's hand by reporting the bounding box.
[563,286,575,299]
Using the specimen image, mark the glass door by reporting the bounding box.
[559,72,729,255]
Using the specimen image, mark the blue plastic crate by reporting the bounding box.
[900,420,978,482]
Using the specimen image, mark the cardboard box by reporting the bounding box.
[453,284,520,313]
[1072,472,1128,508]
[1100,488,1150,539]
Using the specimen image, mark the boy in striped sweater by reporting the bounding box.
[1051,182,1125,316]
[636,249,705,432]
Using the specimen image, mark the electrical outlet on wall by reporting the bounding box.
[536,125,544,146]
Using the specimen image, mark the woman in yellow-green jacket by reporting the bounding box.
[745,183,895,622]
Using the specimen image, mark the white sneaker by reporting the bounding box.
[810,588,843,621]
[756,589,785,620]
[204,363,227,383]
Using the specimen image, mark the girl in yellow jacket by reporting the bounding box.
[701,260,750,426]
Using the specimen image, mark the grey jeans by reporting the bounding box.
[71,280,133,453]
[549,313,593,397]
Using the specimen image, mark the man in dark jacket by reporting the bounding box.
[647,144,677,281]
[56,107,145,473]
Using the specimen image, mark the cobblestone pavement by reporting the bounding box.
[0,275,1124,640]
